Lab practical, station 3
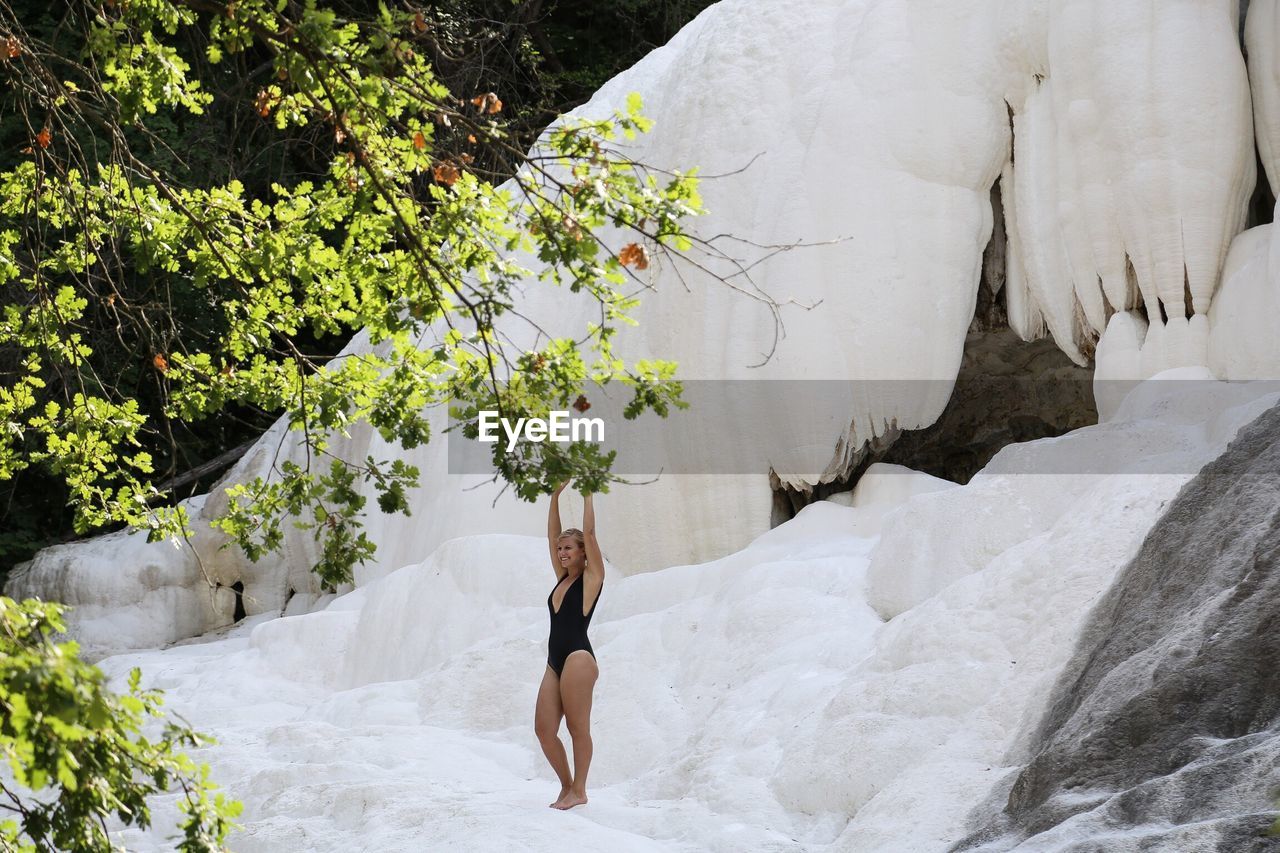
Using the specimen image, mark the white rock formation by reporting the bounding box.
[7,0,1274,653]
[1248,0,1280,195]
[1208,214,1280,379]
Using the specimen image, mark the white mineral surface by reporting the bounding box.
[102,377,1279,852]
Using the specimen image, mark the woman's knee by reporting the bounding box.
[565,717,591,741]
[535,715,561,742]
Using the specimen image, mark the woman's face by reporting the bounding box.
[557,537,586,572]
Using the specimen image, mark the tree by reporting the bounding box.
[0,597,240,851]
[0,0,703,587]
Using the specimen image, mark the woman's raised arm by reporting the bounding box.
[582,492,605,581]
[547,481,568,578]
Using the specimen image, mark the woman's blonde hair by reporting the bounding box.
[558,528,585,547]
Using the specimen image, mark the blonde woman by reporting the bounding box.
[535,481,605,809]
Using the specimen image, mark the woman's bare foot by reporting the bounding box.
[549,786,571,808]
[552,789,588,810]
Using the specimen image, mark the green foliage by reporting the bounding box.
[0,597,240,851]
[0,1,704,585]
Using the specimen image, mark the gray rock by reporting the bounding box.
[955,402,1280,851]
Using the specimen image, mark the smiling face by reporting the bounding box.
[556,533,587,574]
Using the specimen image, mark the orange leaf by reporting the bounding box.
[152,353,169,372]
[618,243,649,270]
[4,37,21,59]
[413,131,426,150]
[471,92,502,114]
[254,89,275,117]
[413,12,427,32]
[467,134,477,144]
[35,127,51,149]
[433,161,460,186]
[573,394,591,413]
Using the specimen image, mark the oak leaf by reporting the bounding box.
[618,243,649,270]
[35,127,51,149]
[433,161,460,186]
[254,89,274,117]
[470,92,502,114]
[413,131,426,150]
[152,353,169,372]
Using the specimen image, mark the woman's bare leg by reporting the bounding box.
[554,650,599,809]
[534,666,572,805]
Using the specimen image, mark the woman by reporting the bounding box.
[535,481,605,810]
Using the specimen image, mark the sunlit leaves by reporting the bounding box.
[0,597,241,851]
[85,1,209,122]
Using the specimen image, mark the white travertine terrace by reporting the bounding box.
[103,379,1280,851]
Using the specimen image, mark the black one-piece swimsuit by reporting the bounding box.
[546,573,602,676]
